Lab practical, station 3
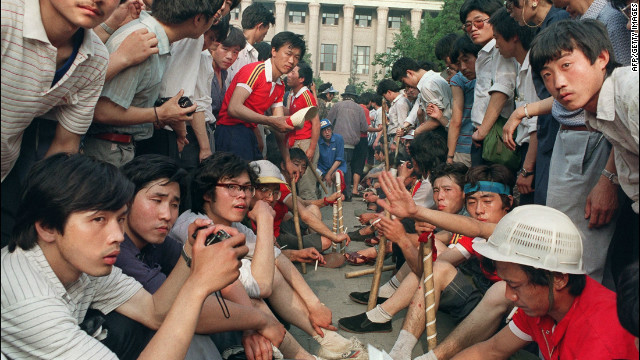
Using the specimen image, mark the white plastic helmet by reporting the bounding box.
[473,205,585,274]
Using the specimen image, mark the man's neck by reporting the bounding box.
[38,240,81,287]
[39,0,78,48]
[244,30,258,46]
[159,21,188,44]
[292,84,304,95]
[515,47,527,65]
[548,290,577,323]
[205,208,232,227]
[270,60,282,81]
[124,223,148,250]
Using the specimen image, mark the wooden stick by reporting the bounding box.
[332,196,338,253]
[336,171,345,254]
[345,265,395,279]
[421,233,437,350]
[367,101,391,311]
[290,180,306,274]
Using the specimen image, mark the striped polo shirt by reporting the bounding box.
[1,245,142,359]
[288,86,317,145]
[1,0,110,181]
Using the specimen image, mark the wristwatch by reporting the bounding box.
[181,244,192,268]
[518,168,534,177]
[601,169,619,185]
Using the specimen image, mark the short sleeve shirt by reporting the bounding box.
[450,72,476,154]
[453,236,501,282]
[288,86,318,144]
[217,59,284,129]
[509,276,639,360]
[317,133,347,175]
[1,245,142,359]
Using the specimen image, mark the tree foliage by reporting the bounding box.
[372,0,466,84]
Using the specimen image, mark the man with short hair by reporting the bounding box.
[376,79,411,154]
[317,83,339,120]
[286,62,320,200]
[317,119,348,195]
[1,153,249,359]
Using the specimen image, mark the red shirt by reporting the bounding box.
[218,59,284,129]
[252,183,291,238]
[359,104,371,137]
[452,235,501,283]
[510,276,638,360]
[288,86,317,146]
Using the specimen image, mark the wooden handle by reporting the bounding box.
[421,241,437,350]
[291,181,306,274]
[345,265,395,278]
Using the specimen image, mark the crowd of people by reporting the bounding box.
[1,0,638,359]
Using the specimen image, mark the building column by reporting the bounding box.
[307,2,320,74]
[376,7,388,55]
[239,0,252,24]
[275,0,287,34]
[340,4,355,73]
[410,9,422,36]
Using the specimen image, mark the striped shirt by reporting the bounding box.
[450,72,476,154]
[1,245,142,359]
[288,86,318,144]
[1,0,109,181]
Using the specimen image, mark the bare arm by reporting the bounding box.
[447,86,464,161]
[45,124,81,157]
[503,97,553,150]
[227,87,293,132]
[189,112,213,162]
[247,201,277,297]
[451,324,529,360]
[472,91,509,143]
[93,92,195,127]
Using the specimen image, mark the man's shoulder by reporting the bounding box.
[1,0,25,25]
[1,247,59,305]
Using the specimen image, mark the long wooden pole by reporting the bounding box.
[335,171,345,254]
[291,180,306,274]
[345,265,395,279]
[420,232,437,350]
[367,101,391,311]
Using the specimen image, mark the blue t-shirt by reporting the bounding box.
[317,133,347,175]
[450,72,476,154]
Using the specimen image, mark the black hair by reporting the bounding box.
[435,33,460,62]
[489,8,537,51]
[465,164,516,210]
[391,57,421,82]
[229,0,241,10]
[120,154,188,206]
[296,61,313,87]
[451,34,483,63]
[530,19,620,76]
[317,82,334,100]
[9,154,134,252]
[221,25,246,48]
[617,261,639,337]
[376,79,401,96]
[152,0,222,24]
[289,147,309,165]
[210,14,230,43]
[254,41,272,61]
[419,60,438,72]
[241,2,275,29]
[271,31,306,59]
[429,162,469,189]
[191,152,258,214]
[369,93,382,106]
[409,132,448,177]
[520,266,587,297]
[459,0,504,23]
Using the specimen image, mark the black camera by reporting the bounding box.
[192,226,232,246]
[154,96,195,116]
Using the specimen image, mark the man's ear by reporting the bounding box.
[35,221,58,243]
[595,49,610,72]
[553,273,570,291]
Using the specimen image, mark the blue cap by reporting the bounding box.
[320,119,332,129]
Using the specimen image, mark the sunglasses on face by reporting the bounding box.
[462,17,490,32]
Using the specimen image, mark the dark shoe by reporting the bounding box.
[344,196,353,202]
[338,312,392,334]
[349,291,389,305]
[347,229,368,242]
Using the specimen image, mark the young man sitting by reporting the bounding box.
[317,119,348,197]
[1,153,249,359]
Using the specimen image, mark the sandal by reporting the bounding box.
[345,251,376,266]
[365,237,380,247]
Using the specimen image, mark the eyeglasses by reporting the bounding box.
[216,183,255,197]
[462,17,490,32]
[256,186,281,200]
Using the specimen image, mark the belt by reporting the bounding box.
[92,133,133,144]
[559,124,599,132]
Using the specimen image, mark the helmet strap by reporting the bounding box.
[546,272,555,313]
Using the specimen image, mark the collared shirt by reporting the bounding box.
[288,86,318,144]
[450,72,476,154]
[217,59,284,129]
[225,42,258,89]
[514,53,539,146]
[1,245,142,359]
[115,234,182,294]
[326,99,368,147]
[195,50,215,124]
[317,133,347,176]
[405,71,453,127]
[388,93,411,133]
[160,36,204,101]
[89,11,172,140]
[585,67,638,213]
[1,0,109,181]
[471,40,518,127]
[509,276,638,360]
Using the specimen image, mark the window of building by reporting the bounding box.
[289,10,306,24]
[388,15,403,29]
[354,13,372,27]
[231,8,240,21]
[322,11,339,25]
[353,46,370,74]
[320,44,338,71]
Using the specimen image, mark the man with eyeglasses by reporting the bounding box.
[458,0,517,167]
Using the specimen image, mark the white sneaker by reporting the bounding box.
[317,338,368,360]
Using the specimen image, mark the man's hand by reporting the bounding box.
[247,200,276,223]
[375,217,409,247]
[290,248,325,264]
[415,221,436,235]
[363,191,378,204]
[585,177,618,228]
[323,173,334,186]
[376,171,419,219]
[397,161,413,179]
[516,173,534,195]
[285,160,300,183]
[308,302,337,337]
[104,0,143,29]
[305,148,315,164]
[325,191,343,204]
[257,316,286,348]
[426,103,443,122]
[199,147,213,163]
[270,116,295,133]
[112,28,158,68]
[333,233,350,247]
[358,212,378,225]
[396,127,405,137]
[503,106,525,151]
[471,127,487,146]
[156,90,197,124]
[242,331,273,360]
